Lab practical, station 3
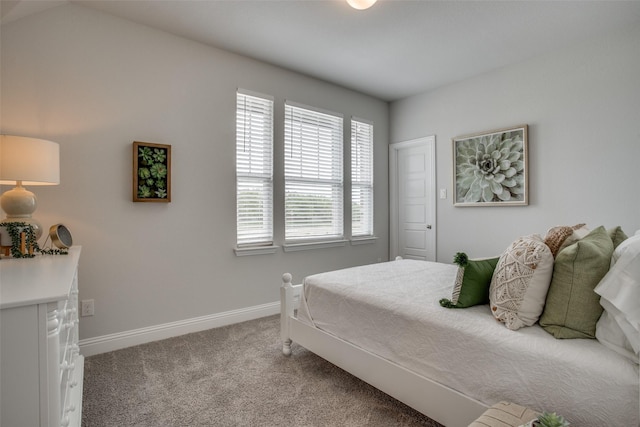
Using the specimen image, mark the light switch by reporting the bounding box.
[439,189,447,199]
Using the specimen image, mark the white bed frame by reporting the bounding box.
[280,272,489,427]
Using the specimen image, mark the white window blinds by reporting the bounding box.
[236,91,273,246]
[351,119,374,237]
[284,102,343,241]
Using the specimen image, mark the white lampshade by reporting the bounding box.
[346,0,377,10]
[0,135,60,185]
[0,135,60,240]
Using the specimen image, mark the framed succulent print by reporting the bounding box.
[453,125,528,206]
[133,141,171,202]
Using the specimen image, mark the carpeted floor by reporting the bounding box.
[82,315,443,427]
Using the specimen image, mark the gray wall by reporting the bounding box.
[3,3,639,342]
[390,23,640,263]
[0,4,389,340]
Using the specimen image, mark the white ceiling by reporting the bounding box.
[4,0,640,101]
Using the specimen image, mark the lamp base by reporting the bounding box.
[1,184,37,215]
[0,184,43,239]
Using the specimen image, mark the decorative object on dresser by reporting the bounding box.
[132,141,171,202]
[0,135,60,238]
[0,247,83,427]
[49,223,74,249]
[0,221,39,257]
[452,124,528,207]
[0,221,69,258]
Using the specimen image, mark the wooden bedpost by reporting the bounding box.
[280,273,294,356]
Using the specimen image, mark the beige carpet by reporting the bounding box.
[82,315,443,427]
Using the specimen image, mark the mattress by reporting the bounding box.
[297,259,639,427]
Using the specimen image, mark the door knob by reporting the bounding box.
[426,225,432,229]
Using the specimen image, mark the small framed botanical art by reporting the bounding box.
[133,141,171,202]
[452,124,528,207]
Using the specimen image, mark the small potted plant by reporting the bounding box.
[520,412,570,427]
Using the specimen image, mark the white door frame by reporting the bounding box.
[389,136,437,261]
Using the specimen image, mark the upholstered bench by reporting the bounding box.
[469,401,539,427]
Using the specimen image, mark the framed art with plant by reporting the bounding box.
[133,141,171,202]
[452,124,528,207]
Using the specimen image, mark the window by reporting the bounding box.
[236,91,273,246]
[351,119,374,237]
[284,102,343,242]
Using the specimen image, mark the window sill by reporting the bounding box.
[283,239,348,252]
[234,245,280,257]
[350,236,378,245]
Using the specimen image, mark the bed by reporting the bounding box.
[280,257,639,427]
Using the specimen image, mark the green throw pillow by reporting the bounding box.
[539,226,614,339]
[608,226,628,249]
[440,253,499,308]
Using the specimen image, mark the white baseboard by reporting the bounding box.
[79,301,280,357]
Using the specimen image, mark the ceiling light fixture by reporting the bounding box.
[346,0,377,10]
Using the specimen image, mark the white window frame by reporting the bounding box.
[351,118,374,239]
[235,90,276,254]
[284,101,344,247]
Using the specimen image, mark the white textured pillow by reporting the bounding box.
[594,231,640,363]
[489,235,554,330]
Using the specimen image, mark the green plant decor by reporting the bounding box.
[0,222,68,258]
[137,146,168,199]
[534,412,570,427]
[453,252,469,267]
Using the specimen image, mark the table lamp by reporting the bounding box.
[0,135,60,239]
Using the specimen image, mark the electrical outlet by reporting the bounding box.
[81,299,95,317]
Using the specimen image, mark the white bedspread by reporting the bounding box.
[297,259,639,427]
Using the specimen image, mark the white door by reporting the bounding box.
[389,136,436,261]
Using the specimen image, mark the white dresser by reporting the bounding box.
[1,247,83,427]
